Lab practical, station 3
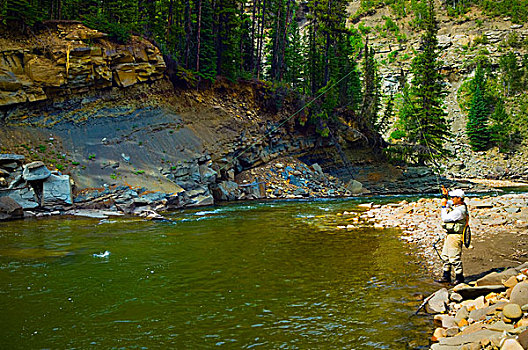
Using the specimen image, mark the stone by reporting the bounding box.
[42,174,73,206]
[518,329,528,349]
[346,179,363,194]
[487,320,514,332]
[22,161,51,181]
[113,63,137,87]
[436,329,504,347]
[432,327,447,342]
[0,196,24,220]
[454,285,507,299]
[434,315,457,328]
[511,282,528,306]
[211,181,240,201]
[500,338,524,350]
[455,306,469,324]
[446,327,459,337]
[504,276,519,288]
[312,163,323,174]
[6,187,38,208]
[426,288,449,314]
[450,292,463,303]
[0,154,24,162]
[503,304,523,320]
[0,68,23,91]
[25,56,65,87]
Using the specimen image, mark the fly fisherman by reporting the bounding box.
[436,187,468,285]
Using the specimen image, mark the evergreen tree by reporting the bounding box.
[403,0,449,164]
[466,64,491,151]
[489,99,513,153]
[360,40,380,128]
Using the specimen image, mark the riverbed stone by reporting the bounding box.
[22,161,51,181]
[503,304,523,320]
[454,285,507,299]
[426,288,449,314]
[511,282,528,306]
[518,329,528,349]
[0,196,24,220]
[500,338,524,350]
[435,329,502,347]
[455,305,470,324]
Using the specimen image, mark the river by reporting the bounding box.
[1,198,437,349]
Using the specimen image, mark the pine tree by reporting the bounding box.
[403,0,449,164]
[360,40,380,128]
[489,99,513,153]
[466,64,490,151]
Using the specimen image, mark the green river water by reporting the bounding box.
[1,198,437,349]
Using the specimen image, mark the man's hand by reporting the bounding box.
[441,198,448,207]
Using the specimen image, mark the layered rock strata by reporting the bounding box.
[0,22,165,107]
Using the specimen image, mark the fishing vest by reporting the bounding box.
[442,205,467,234]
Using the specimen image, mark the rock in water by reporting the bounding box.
[0,196,24,220]
[426,288,449,314]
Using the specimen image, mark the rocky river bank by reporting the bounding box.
[359,192,528,349]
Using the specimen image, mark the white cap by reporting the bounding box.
[448,189,465,198]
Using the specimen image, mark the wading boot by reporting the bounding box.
[455,273,464,285]
[435,270,451,284]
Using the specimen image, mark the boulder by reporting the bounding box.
[211,181,240,201]
[511,282,528,306]
[346,180,363,194]
[6,187,38,208]
[42,174,73,206]
[426,288,449,314]
[453,285,507,299]
[22,161,51,181]
[0,196,24,220]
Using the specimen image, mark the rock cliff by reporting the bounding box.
[0,22,165,107]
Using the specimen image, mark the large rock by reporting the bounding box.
[453,285,507,299]
[42,174,73,206]
[22,161,51,181]
[6,187,38,208]
[0,196,24,220]
[426,288,449,314]
[432,329,502,348]
[212,181,241,201]
[346,180,363,194]
[511,282,528,309]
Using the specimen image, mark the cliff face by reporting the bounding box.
[0,22,165,108]
[353,2,528,181]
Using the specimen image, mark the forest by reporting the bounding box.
[2,0,528,162]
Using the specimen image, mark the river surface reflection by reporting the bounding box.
[0,198,436,349]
